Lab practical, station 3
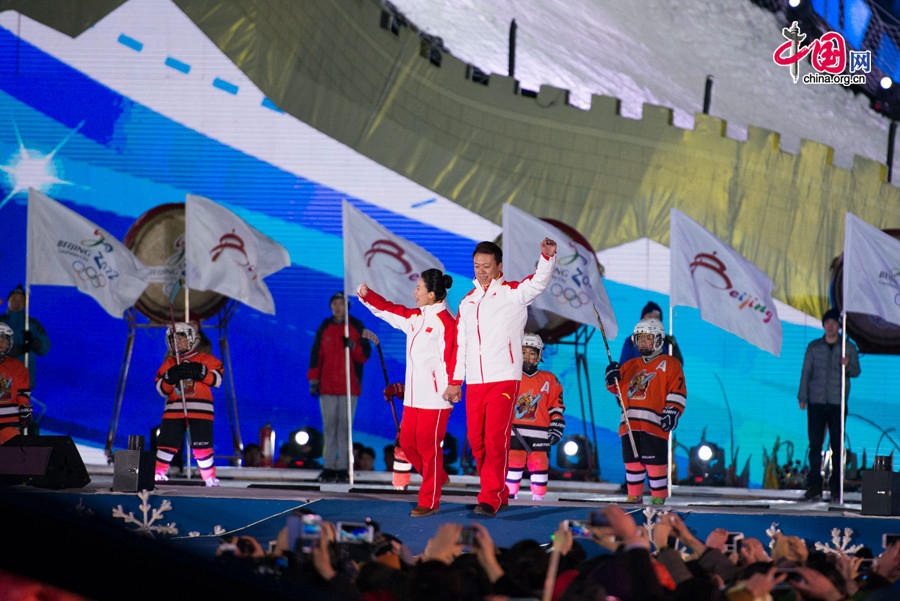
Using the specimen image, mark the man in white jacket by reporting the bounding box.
[444,238,556,516]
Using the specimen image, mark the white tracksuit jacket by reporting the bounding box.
[452,252,556,385]
[358,288,457,410]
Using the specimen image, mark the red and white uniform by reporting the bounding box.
[154,351,224,481]
[359,288,456,509]
[453,252,556,510]
[0,356,30,445]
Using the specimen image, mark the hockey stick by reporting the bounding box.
[375,342,401,433]
[168,280,193,480]
[592,306,638,458]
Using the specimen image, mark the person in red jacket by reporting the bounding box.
[0,322,32,445]
[154,322,224,486]
[605,317,686,505]
[308,292,373,483]
[358,268,457,517]
[444,238,557,517]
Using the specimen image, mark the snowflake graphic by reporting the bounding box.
[814,527,863,556]
[112,490,178,537]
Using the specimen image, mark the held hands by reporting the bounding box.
[605,362,620,387]
[540,237,557,258]
[443,384,461,404]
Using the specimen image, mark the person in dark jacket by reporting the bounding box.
[0,285,51,390]
[307,292,374,482]
[797,308,861,501]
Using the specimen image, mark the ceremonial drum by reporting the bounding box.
[496,218,605,344]
[123,203,228,323]
[830,230,900,355]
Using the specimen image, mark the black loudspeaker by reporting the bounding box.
[112,449,155,492]
[862,470,900,516]
[0,435,90,489]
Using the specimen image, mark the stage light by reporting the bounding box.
[556,435,592,472]
[881,76,893,90]
[687,440,726,485]
[788,0,802,7]
[283,426,323,467]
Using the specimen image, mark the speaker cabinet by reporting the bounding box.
[112,449,155,492]
[862,470,900,516]
[0,435,90,489]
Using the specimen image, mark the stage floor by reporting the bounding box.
[28,463,899,558]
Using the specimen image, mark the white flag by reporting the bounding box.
[342,201,443,303]
[670,208,782,356]
[503,204,617,338]
[185,194,290,315]
[843,212,900,327]
[26,188,150,318]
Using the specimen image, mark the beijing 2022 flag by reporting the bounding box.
[843,212,900,327]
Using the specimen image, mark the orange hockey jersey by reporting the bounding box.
[512,370,564,441]
[155,351,223,421]
[607,354,686,440]
[0,356,31,436]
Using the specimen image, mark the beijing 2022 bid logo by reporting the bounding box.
[773,21,871,86]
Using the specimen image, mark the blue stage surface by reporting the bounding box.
[17,466,900,560]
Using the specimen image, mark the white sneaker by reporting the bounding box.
[154,473,169,483]
[531,494,544,501]
[204,477,220,487]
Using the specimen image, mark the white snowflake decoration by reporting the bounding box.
[814,527,863,556]
[642,507,690,559]
[766,522,783,550]
[112,490,179,537]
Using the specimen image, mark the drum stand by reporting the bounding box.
[104,300,244,463]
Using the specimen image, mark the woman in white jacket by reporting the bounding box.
[358,269,457,517]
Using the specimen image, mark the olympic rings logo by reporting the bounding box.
[72,260,107,288]
[550,282,589,308]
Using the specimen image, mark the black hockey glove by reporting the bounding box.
[18,403,33,427]
[548,422,565,445]
[181,361,207,381]
[163,366,181,385]
[22,331,40,353]
[309,380,320,398]
[660,405,680,432]
[342,336,356,350]
[605,362,621,387]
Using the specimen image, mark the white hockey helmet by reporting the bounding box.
[632,318,665,356]
[0,322,12,358]
[522,333,544,361]
[166,322,198,354]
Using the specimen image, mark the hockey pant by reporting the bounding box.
[622,431,669,499]
[156,417,215,481]
[465,380,519,511]
[506,449,550,499]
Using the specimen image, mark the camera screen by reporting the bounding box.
[458,526,477,546]
[287,514,321,553]
[337,522,374,544]
[883,533,900,548]
[588,511,610,527]
[567,520,593,538]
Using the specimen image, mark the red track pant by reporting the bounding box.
[465,380,519,511]
[398,406,451,509]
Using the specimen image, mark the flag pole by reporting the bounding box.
[344,293,354,486]
[168,281,192,480]
[839,313,847,505]
[24,284,31,372]
[592,306,638,457]
[667,305,674,497]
